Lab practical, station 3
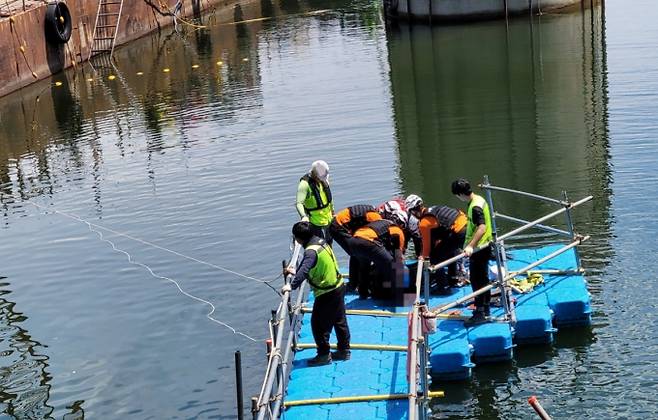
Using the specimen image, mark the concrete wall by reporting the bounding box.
[0,0,261,98]
[394,0,588,21]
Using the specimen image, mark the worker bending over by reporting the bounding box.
[379,197,422,257]
[329,204,382,292]
[296,160,334,244]
[282,222,350,365]
[452,179,493,327]
[406,194,468,295]
[350,213,406,303]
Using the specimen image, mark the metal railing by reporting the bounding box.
[426,176,592,324]
[253,243,304,420]
[254,177,590,419]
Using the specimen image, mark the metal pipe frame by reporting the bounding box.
[483,175,515,324]
[407,302,420,420]
[494,212,572,237]
[430,236,588,315]
[479,184,568,206]
[255,243,303,420]
[497,196,592,242]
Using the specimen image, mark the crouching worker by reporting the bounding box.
[282,222,351,365]
[351,217,406,303]
[329,204,382,292]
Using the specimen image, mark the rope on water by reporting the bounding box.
[1,195,278,342]
[80,217,261,342]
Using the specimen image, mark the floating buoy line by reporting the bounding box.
[4,195,279,342]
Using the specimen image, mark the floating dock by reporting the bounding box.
[254,180,593,419]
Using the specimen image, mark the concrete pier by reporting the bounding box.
[0,0,263,98]
[386,0,595,22]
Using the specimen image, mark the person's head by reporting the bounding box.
[292,221,313,246]
[310,160,329,183]
[451,178,472,202]
[404,194,423,218]
[389,209,409,230]
[381,200,402,218]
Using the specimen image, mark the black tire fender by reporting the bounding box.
[45,1,72,44]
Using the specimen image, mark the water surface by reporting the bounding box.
[0,0,656,418]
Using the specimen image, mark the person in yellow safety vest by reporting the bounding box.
[282,221,350,366]
[296,160,334,244]
[452,178,494,327]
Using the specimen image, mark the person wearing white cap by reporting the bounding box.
[296,160,334,244]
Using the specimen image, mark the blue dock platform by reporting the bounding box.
[282,244,591,418]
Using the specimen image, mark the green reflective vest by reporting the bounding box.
[465,194,493,248]
[306,241,342,298]
[301,175,333,226]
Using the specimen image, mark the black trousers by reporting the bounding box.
[350,238,404,304]
[329,222,351,254]
[329,223,361,292]
[469,245,491,312]
[429,229,466,288]
[311,284,350,356]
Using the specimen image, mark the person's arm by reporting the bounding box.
[465,206,486,254]
[290,249,317,289]
[295,179,309,219]
[419,217,438,258]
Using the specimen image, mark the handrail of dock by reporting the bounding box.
[427,196,591,274]
[254,242,304,420]
[428,235,590,315]
[425,178,592,325]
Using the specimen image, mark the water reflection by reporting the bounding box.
[386,7,612,417]
[0,280,54,418]
[387,5,611,241]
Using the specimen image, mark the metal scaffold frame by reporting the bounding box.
[253,176,591,420]
[426,176,592,323]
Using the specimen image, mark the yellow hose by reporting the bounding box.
[284,391,445,407]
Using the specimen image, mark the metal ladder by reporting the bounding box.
[88,0,124,60]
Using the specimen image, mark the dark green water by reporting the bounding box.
[0,0,656,418]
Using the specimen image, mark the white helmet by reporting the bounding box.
[310,160,329,182]
[404,194,423,211]
[383,200,402,216]
[390,209,409,229]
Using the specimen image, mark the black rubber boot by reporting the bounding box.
[464,310,489,328]
[307,353,332,366]
[331,350,351,361]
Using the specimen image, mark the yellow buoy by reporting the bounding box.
[163,68,170,73]
[242,58,249,62]
[136,71,144,76]
[216,61,223,66]
[108,75,116,80]
[86,78,93,82]
[192,64,200,69]
[54,81,63,86]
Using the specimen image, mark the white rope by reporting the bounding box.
[25,200,279,284]
[1,195,272,342]
[80,219,261,342]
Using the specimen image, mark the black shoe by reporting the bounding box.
[307,353,332,366]
[463,311,489,328]
[432,286,451,296]
[331,349,351,361]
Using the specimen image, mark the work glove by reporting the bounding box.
[281,284,292,294]
[301,215,309,222]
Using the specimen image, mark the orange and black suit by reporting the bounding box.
[329,205,382,291]
[351,220,405,301]
[419,206,468,293]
